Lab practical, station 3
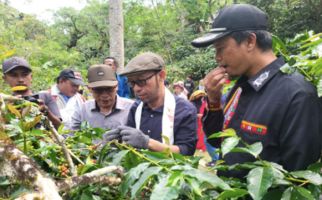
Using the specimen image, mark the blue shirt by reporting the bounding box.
[117,74,131,98]
[60,93,71,103]
[127,96,197,155]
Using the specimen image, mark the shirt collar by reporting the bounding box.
[90,95,126,112]
[115,95,131,110]
[141,101,164,112]
[51,84,60,95]
[61,94,71,102]
[247,57,285,92]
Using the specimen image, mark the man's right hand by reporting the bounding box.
[103,128,121,143]
[204,67,228,104]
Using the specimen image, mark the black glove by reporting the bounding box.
[119,125,149,149]
[102,128,121,144]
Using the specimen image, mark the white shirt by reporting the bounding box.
[50,84,85,128]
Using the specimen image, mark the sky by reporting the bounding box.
[9,0,88,23]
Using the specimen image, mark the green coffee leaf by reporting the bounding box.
[208,128,236,139]
[0,176,10,186]
[131,166,162,198]
[217,188,248,200]
[281,186,315,200]
[221,137,239,157]
[247,167,274,200]
[150,175,179,200]
[186,177,203,196]
[183,168,231,191]
[232,142,263,158]
[167,171,182,186]
[290,170,322,185]
[120,162,150,195]
[262,188,284,200]
[112,150,129,165]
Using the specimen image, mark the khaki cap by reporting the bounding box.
[87,64,118,88]
[120,52,165,76]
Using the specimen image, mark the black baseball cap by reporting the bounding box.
[191,4,268,48]
[57,69,85,86]
[2,57,32,74]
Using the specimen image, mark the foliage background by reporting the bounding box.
[1,0,322,91]
[1,1,322,199]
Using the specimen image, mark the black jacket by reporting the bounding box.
[203,57,322,178]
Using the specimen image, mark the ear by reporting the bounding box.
[159,69,166,80]
[3,75,7,83]
[246,33,257,51]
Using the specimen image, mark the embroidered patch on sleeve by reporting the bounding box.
[240,120,267,135]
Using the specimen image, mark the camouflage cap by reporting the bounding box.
[120,52,165,76]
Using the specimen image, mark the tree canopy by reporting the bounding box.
[1,0,322,89]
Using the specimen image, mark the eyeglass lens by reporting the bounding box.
[128,72,157,87]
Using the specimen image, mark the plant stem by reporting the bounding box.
[296,66,313,81]
[21,121,27,154]
[116,142,172,173]
[45,119,77,176]
[285,176,307,184]
[23,132,27,154]
[298,180,310,187]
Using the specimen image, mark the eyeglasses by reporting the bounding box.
[92,87,116,94]
[128,72,158,88]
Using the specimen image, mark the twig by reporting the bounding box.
[57,165,123,192]
[45,119,77,176]
[286,176,307,184]
[67,148,85,165]
[298,180,310,187]
[116,142,172,173]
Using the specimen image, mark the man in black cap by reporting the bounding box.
[2,56,61,129]
[192,4,322,177]
[50,69,85,127]
[104,52,197,156]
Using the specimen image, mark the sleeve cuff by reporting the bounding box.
[206,97,222,111]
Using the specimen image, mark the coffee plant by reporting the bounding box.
[0,31,322,199]
[0,92,321,200]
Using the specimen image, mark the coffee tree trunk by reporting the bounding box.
[109,0,124,72]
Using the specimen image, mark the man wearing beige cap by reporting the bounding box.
[68,64,133,130]
[105,52,197,156]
